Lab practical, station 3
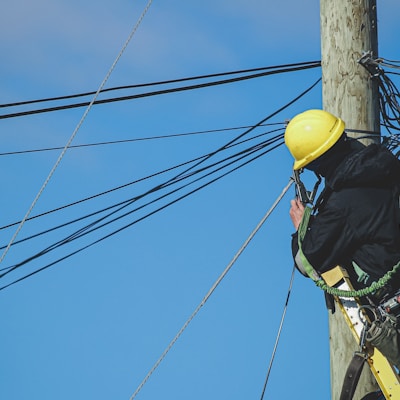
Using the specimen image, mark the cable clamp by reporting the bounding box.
[358,50,382,78]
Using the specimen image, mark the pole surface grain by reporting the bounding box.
[321,0,379,144]
[320,0,380,398]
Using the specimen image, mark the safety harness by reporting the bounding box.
[293,171,400,400]
[297,205,400,298]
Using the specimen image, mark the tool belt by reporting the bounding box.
[366,289,400,369]
[340,289,400,400]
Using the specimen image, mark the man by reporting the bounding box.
[284,109,400,399]
[285,109,400,292]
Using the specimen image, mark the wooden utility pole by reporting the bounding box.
[320,1,380,399]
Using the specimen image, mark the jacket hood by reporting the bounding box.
[327,144,400,190]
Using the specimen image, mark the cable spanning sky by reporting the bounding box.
[1,1,399,400]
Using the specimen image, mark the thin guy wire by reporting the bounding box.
[0,0,153,265]
[260,265,296,400]
[129,178,294,400]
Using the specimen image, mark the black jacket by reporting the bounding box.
[292,144,400,287]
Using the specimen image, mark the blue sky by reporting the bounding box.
[1,1,399,399]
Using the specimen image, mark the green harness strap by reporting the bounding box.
[297,206,400,298]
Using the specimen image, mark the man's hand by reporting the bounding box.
[289,198,305,230]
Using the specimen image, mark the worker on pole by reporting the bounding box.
[284,109,400,397]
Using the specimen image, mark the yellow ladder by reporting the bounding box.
[322,267,400,399]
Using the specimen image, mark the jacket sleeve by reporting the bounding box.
[292,204,356,275]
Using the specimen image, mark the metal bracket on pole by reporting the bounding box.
[358,51,382,78]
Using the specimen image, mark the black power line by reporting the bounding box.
[0,128,285,233]
[0,134,284,276]
[0,62,321,120]
[0,138,284,291]
[0,62,321,109]
[0,77,321,290]
[0,123,283,157]
[1,73,321,234]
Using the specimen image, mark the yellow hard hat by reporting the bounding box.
[284,109,345,170]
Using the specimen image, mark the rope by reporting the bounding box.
[0,0,153,265]
[128,179,294,400]
[259,265,296,400]
[317,262,400,297]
